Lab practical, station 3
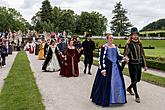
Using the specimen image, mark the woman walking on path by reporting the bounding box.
[90,34,127,107]
[42,39,61,72]
[60,37,82,77]
[38,40,45,60]
[123,27,147,103]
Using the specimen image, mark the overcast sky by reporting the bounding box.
[1,0,165,31]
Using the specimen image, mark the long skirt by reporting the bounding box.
[38,49,45,60]
[46,53,60,72]
[90,62,126,106]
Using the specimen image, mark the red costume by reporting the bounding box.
[60,48,81,77]
[29,44,34,54]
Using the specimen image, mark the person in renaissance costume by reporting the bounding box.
[82,33,95,75]
[123,27,147,103]
[90,34,127,106]
[57,35,67,54]
[8,41,13,54]
[42,39,61,72]
[38,40,45,60]
[75,37,82,49]
[0,40,8,67]
[29,42,34,54]
[44,39,50,58]
[35,40,40,55]
[60,37,82,77]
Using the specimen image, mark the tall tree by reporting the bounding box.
[75,11,107,35]
[31,0,107,35]
[0,6,29,32]
[52,6,61,32]
[40,0,53,22]
[110,2,132,36]
[58,9,76,34]
[31,11,42,32]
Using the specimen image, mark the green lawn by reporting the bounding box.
[0,51,45,110]
[93,39,165,58]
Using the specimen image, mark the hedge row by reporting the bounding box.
[146,60,165,71]
[146,56,165,62]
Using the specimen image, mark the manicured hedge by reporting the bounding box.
[146,60,165,71]
[146,56,165,62]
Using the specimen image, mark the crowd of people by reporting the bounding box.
[25,27,147,106]
[25,32,96,77]
[1,27,148,107]
[0,31,22,67]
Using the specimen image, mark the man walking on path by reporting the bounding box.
[123,27,148,103]
[82,33,95,75]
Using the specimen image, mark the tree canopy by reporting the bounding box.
[110,2,132,36]
[31,0,107,35]
[0,6,30,32]
[141,18,165,31]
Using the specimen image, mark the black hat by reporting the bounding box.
[85,33,92,37]
[130,27,139,35]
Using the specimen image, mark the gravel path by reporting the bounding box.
[27,52,165,110]
[0,52,17,92]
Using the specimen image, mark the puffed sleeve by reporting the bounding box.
[98,45,106,71]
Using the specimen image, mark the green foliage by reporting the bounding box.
[146,56,165,62]
[0,7,30,32]
[93,51,99,58]
[52,7,61,32]
[58,9,76,33]
[141,18,165,31]
[0,51,45,110]
[146,60,165,71]
[75,11,107,35]
[110,1,132,36]
[31,0,107,35]
[40,0,53,22]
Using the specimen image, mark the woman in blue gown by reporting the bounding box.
[90,34,127,106]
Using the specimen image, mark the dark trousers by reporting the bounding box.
[2,56,6,66]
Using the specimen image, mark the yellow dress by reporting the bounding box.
[38,43,45,60]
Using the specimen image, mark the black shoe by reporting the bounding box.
[88,72,92,75]
[84,69,86,74]
[135,97,140,103]
[127,88,134,95]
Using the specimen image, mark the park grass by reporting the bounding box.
[81,57,165,88]
[0,51,45,110]
[92,39,165,58]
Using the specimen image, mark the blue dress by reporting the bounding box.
[90,44,126,106]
